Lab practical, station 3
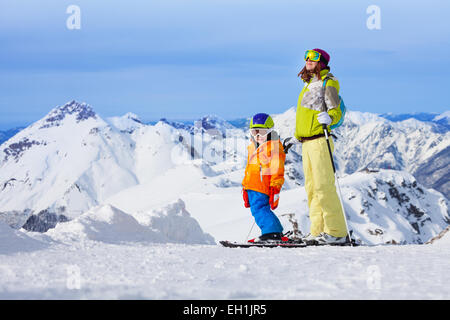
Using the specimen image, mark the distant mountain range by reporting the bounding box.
[3,111,446,143]
[380,112,450,131]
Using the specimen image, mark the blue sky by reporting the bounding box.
[1,0,449,128]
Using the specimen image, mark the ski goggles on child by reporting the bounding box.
[250,128,272,138]
[304,50,321,62]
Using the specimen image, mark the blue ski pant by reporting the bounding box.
[247,190,283,235]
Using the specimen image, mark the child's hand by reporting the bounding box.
[283,137,299,154]
[269,186,281,210]
[242,189,250,208]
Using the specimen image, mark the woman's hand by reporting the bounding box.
[317,112,332,126]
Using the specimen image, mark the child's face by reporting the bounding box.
[255,134,267,144]
[250,128,270,144]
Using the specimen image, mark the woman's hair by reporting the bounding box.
[297,63,322,82]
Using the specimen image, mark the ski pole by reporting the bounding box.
[245,221,256,243]
[322,123,353,246]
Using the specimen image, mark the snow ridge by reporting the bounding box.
[45,200,214,245]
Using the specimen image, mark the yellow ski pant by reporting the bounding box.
[302,137,348,237]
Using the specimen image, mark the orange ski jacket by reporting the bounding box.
[242,136,286,195]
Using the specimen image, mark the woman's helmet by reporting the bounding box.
[304,48,330,70]
[313,48,330,69]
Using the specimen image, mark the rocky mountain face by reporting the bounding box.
[339,170,449,244]
[414,147,450,200]
[335,112,450,199]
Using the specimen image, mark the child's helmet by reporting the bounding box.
[249,113,274,129]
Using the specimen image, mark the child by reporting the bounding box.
[242,113,286,242]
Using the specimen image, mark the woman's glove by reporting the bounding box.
[269,186,281,210]
[317,112,332,126]
[242,188,250,208]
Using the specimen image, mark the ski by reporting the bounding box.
[303,239,361,247]
[219,238,360,248]
[219,240,307,248]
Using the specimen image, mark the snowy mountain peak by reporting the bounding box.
[346,110,389,126]
[122,112,142,123]
[107,112,144,133]
[158,115,236,136]
[433,111,450,130]
[39,100,97,129]
[434,111,450,122]
[198,114,234,128]
[1,100,103,163]
[193,115,235,136]
[158,118,191,131]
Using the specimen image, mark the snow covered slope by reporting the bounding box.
[44,200,214,245]
[0,101,139,223]
[0,225,449,299]
[0,220,48,254]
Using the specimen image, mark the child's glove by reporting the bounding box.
[269,186,281,210]
[242,188,250,208]
[283,136,301,153]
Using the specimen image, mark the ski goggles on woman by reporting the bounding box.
[250,128,272,138]
[304,50,321,62]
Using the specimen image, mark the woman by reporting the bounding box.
[295,48,348,245]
